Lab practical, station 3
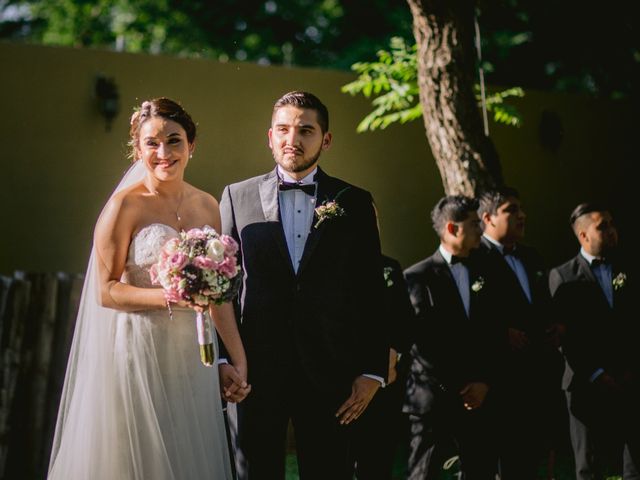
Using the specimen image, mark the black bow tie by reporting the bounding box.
[450,255,468,266]
[278,180,316,196]
[591,257,608,267]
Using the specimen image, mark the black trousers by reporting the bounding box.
[228,368,355,480]
[406,390,497,480]
[567,386,640,480]
[352,375,407,479]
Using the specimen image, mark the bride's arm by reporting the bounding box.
[94,191,167,311]
[209,302,248,378]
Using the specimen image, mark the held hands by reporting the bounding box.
[460,382,489,411]
[335,375,380,425]
[218,363,251,403]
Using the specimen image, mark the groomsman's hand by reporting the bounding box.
[219,363,251,403]
[335,376,381,425]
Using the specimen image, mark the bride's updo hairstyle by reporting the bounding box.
[128,97,197,161]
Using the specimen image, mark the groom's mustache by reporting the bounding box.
[283,146,304,155]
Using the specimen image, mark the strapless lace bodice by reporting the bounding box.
[123,223,179,288]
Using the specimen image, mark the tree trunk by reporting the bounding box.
[406,0,503,196]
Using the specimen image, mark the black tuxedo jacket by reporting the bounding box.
[549,253,636,391]
[477,236,552,340]
[402,249,502,415]
[219,167,388,397]
[381,255,414,357]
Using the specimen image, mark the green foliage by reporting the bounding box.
[342,37,524,132]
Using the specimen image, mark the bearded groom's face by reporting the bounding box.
[268,106,332,178]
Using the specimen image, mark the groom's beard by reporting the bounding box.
[273,146,322,174]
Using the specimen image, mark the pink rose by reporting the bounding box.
[217,257,238,278]
[149,264,159,284]
[186,228,207,240]
[220,235,239,256]
[167,252,188,271]
[193,255,215,270]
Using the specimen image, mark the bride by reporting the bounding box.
[48,98,250,479]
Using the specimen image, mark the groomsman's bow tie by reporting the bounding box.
[450,255,468,266]
[591,257,609,267]
[278,180,316,196]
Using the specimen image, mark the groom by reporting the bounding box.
[220,91,388,479]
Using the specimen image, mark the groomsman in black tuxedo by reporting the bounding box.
[353,252,415,479]
[550,203,638,480]
[477,187,562,480]
[403,195,500,480]
[219,91,388,480]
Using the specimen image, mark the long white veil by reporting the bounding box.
[48,160,148,477]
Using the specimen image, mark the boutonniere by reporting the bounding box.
[612,272,627,290]
[471,276,485,293]
[383,266,394,287]
[314,187,350,228]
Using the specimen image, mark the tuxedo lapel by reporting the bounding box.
[297,168,334,276]
[575,254,612,308]
[433,250,469,319]
[258,169,295,275]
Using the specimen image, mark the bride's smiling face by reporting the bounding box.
[136,117,194,182]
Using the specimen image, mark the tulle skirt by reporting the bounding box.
[48,308,232,479]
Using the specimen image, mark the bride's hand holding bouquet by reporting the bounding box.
[150,226,242,367]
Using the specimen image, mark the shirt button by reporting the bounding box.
[297,210,301,213]
[297,234,301,238]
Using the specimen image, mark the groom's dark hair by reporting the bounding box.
[273,91,329,133]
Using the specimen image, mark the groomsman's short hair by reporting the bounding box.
[477,186,520,219]
[431,195,479,237]
[273,91,329,133]
[569,202,608,233]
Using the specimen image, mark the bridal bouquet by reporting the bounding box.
[150,226,241,366]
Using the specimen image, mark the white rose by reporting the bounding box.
[207,238,225,262]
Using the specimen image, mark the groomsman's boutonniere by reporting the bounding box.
[383,266,394,287]
[314,187,350,228]
[471,276,485,293]
[612,272,627,290]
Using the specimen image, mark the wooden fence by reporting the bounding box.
[0,272,83,480]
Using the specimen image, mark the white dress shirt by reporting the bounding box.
[483,234,532,303]
[277,166,318,273]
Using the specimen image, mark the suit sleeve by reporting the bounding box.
[350,192,389,379]
[385,259,415,354]
[218,185,241,361]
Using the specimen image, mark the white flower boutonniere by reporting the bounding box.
[314,187,349,229]
[612,272,627,291]
[471,276,485,293]
[383,266,394,287]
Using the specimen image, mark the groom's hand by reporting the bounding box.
[218,363,251,403]
[335,375,380,425]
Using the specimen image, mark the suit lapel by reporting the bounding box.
[258,169,295,275]
[575,254,612,308]
[297,168,334,276]
[433,250,469,319]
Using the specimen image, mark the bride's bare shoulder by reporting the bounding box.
[97,182,147,231]
[186,184,220,210]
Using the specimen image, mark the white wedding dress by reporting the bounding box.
[48,223,233,479]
